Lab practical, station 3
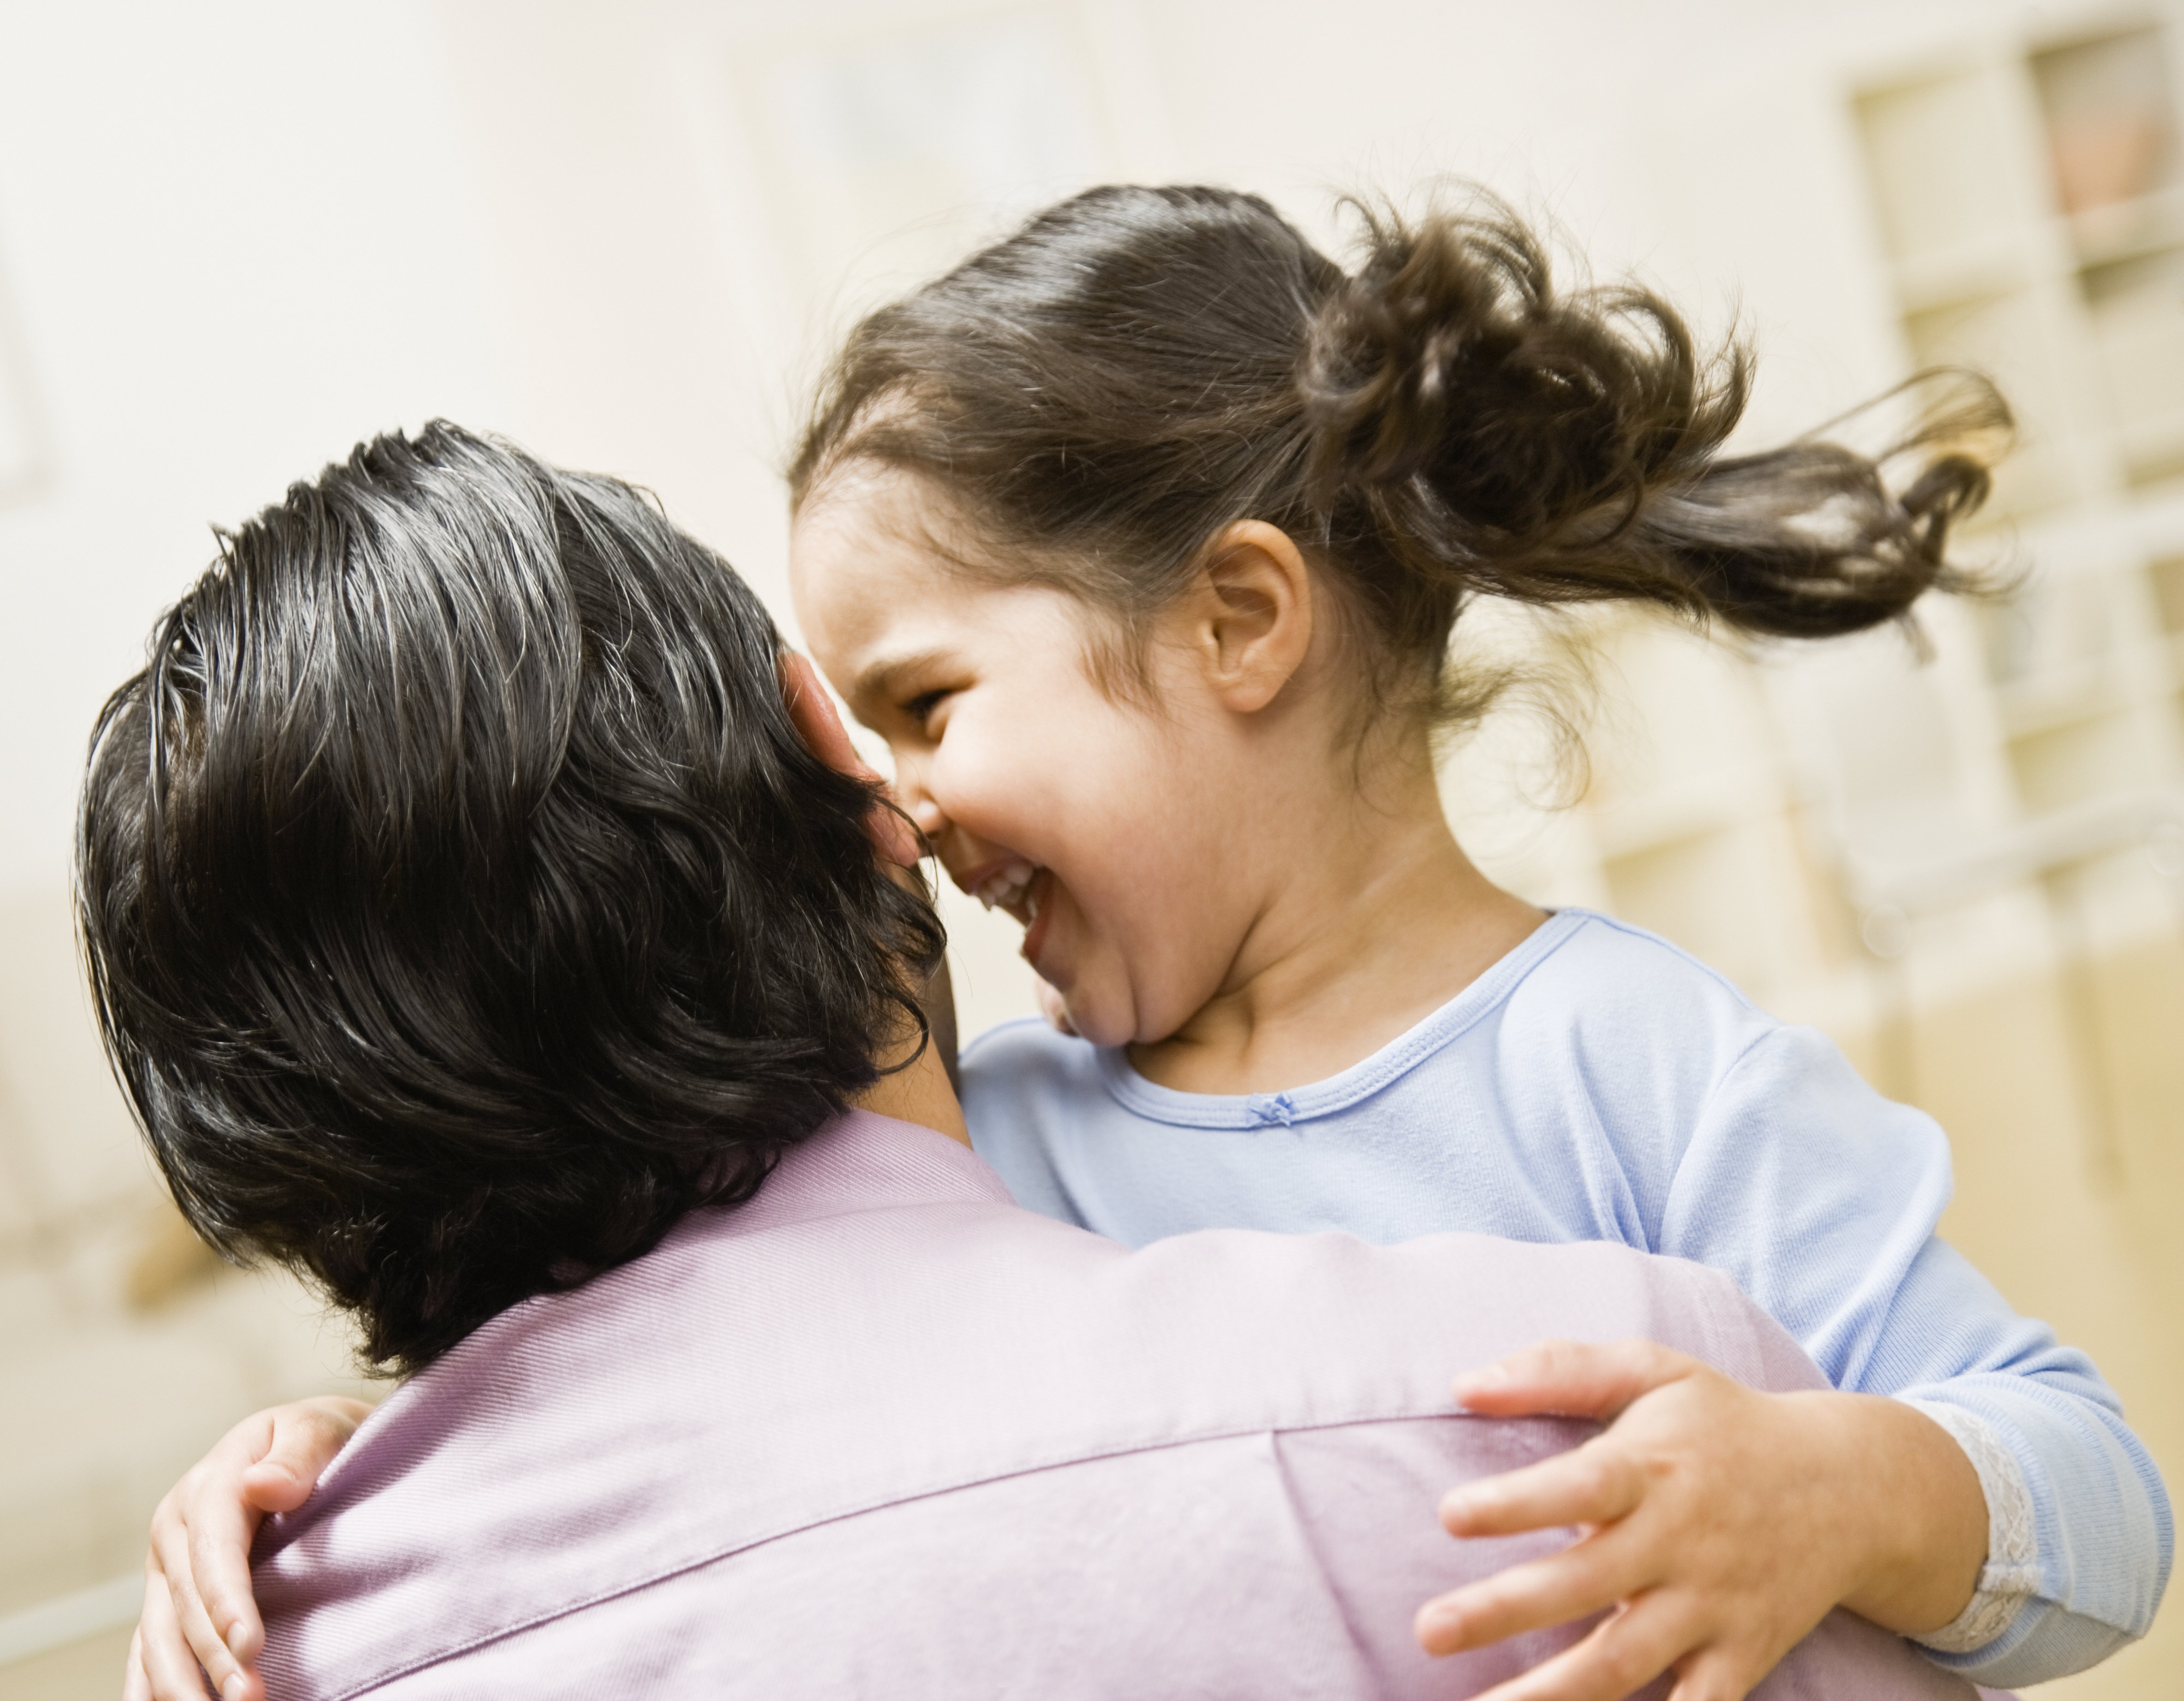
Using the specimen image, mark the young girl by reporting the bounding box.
[135,186,2168,1701]
[785,184,2166,1695]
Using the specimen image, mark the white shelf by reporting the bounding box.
[1451,17,2184,1046]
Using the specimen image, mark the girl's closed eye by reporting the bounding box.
[901,688,953,734]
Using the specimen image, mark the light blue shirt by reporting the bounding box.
[962,909,2172,1689]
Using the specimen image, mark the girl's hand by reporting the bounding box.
[123,1396,370,1701]
[1415,1339,1987,1701]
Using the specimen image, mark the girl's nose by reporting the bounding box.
[908,795,947,839]
[889,761,948,840]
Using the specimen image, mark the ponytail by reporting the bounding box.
[1300,201,2004,648]
[794,183,2005,730]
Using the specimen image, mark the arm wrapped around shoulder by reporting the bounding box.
[1664,1019,2173,1685]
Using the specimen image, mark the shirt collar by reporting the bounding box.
[717,1109,1015,1235]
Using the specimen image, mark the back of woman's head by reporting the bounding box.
[78,422,942,1375]
[793,183,2004,726]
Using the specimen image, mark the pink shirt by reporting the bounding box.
[254,1111,1987,1699]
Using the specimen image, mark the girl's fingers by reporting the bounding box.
[187,1398,365,1671]
[1415,1525,1645,1656]
[175,1499,258,1673]
[1439,1436,1647,1539]
[136,1558,215,1701]
[1666,1644,1764,1701]
[1428,1367,1830,1701]
[240,1399,365,1516]
[1462,1593,1696,1701]
[163,1542,246,1701]
[124,1626,153,1701]
[150,1473,249,1694]
[183,1520,264,1701]
[1454,1337,1694,1420]
[135,1398,363,1701]
[155,1519,240,1701]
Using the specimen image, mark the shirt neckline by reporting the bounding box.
[718,1109,1016,1232]
[1092,908,1594,1130]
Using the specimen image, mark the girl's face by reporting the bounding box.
[790,469,1275,1048]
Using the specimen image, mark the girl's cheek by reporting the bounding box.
[932,726,1050,843]
[922,741,992,835]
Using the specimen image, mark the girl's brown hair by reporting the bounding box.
[791,183,2002,726]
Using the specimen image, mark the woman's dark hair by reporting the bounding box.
[792,183,2005,726]
[77,422,944,1375]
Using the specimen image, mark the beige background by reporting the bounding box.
[0,1,2177,1695]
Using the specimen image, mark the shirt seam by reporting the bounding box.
[315,1406,1565,1699]
[1563,910,1763,1013]
[1653,1023,1804,1260]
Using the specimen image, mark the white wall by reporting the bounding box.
[0,0,517,1649]
[0,0,515,892]
[0,0,2077,1020]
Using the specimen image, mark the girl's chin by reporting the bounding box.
[1049,980,1140,1050]
[1064,1009,1134,1048]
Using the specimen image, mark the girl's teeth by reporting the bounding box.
[975,859,1039,911]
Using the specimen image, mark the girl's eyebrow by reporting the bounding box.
[852,645,956,709]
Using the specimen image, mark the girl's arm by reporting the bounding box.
[1413,1337,1991,1698]
[1656,1024,2169,1686]
[125,1398,366,1701]
[1407,1011,2171,1698]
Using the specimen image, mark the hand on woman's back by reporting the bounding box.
[126,1398,366,1701]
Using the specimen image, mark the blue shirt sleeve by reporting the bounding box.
[1659,1024,2172,1686]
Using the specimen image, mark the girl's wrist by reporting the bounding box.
[1802,1391,1988,1635]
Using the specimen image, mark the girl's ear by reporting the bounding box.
[779,651,922,867]
[1189,521,1316,714]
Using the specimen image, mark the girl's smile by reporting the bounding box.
[787,464,1225,1044]
[788,462,1543,1083]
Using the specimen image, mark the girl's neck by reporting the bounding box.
[1126,753,1545,1098]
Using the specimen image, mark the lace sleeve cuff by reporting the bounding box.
[1898,1397,2042,1655]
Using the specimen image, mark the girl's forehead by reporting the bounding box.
[791,467,1104,702]
[793,462,961,568]
[792,472,1012,641]
[791,533,974,701]
[793,504,968,636]
[797,549,1084,715]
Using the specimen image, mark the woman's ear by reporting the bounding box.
[1187,521,1315,714]
[779,651,922,868]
